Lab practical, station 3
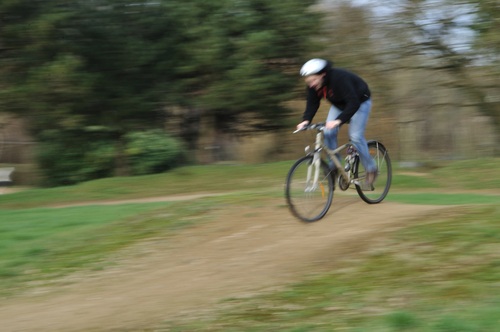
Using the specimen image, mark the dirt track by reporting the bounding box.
[0,194,447,332]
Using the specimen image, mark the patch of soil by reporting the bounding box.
[0,194,447,332]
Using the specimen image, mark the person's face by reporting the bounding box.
[304,73,326,91]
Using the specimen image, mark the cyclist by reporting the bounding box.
[296,58,377,185]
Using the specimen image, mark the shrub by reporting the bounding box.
[37,138,115,186]
[125,130,184,175]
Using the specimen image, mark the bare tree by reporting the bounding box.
[317,0,499,159]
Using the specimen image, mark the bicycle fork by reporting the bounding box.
[305,131,324,193]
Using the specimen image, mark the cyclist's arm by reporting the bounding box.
[302,87,321,123]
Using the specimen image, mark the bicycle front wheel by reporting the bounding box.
[355,141,392,204]
[285,156,334,222]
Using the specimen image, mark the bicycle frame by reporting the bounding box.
[308,129,356,186]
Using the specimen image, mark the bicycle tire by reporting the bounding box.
[354,141,392,204]
[285,155,334,222]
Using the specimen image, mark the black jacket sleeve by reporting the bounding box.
[302,87,321,122]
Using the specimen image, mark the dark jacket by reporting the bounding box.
[302,68,371,125]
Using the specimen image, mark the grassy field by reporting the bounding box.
[0,158,499,330]
[0,162,292,209]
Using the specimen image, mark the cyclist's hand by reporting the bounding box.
[326,120,341,129]
[296,120,310,130]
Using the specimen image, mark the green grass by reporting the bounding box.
[1,158,498,209]
[391,158,500,190]
[388,193,500,205]
[0,198,222,295]
[0,162,291,209]
[430,158,500,190]
[391,174,441,189]
[0,157,499,326]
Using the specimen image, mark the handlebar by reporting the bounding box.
[293,122,325,134]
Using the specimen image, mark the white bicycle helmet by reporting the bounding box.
[300,58,329,76]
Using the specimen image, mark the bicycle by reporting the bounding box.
[285,123,392,222]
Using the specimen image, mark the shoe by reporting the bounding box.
[366,170,378,187]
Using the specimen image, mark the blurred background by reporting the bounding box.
[0,0,498,187]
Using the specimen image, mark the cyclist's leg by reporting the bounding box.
[348,99,377,173]
[325,105,341,169]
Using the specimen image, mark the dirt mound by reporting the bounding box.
[0,195,445,332]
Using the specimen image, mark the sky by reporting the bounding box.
[324,0,477,53]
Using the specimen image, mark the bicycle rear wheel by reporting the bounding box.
[354,141,392,204]
[285,155,334,222]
